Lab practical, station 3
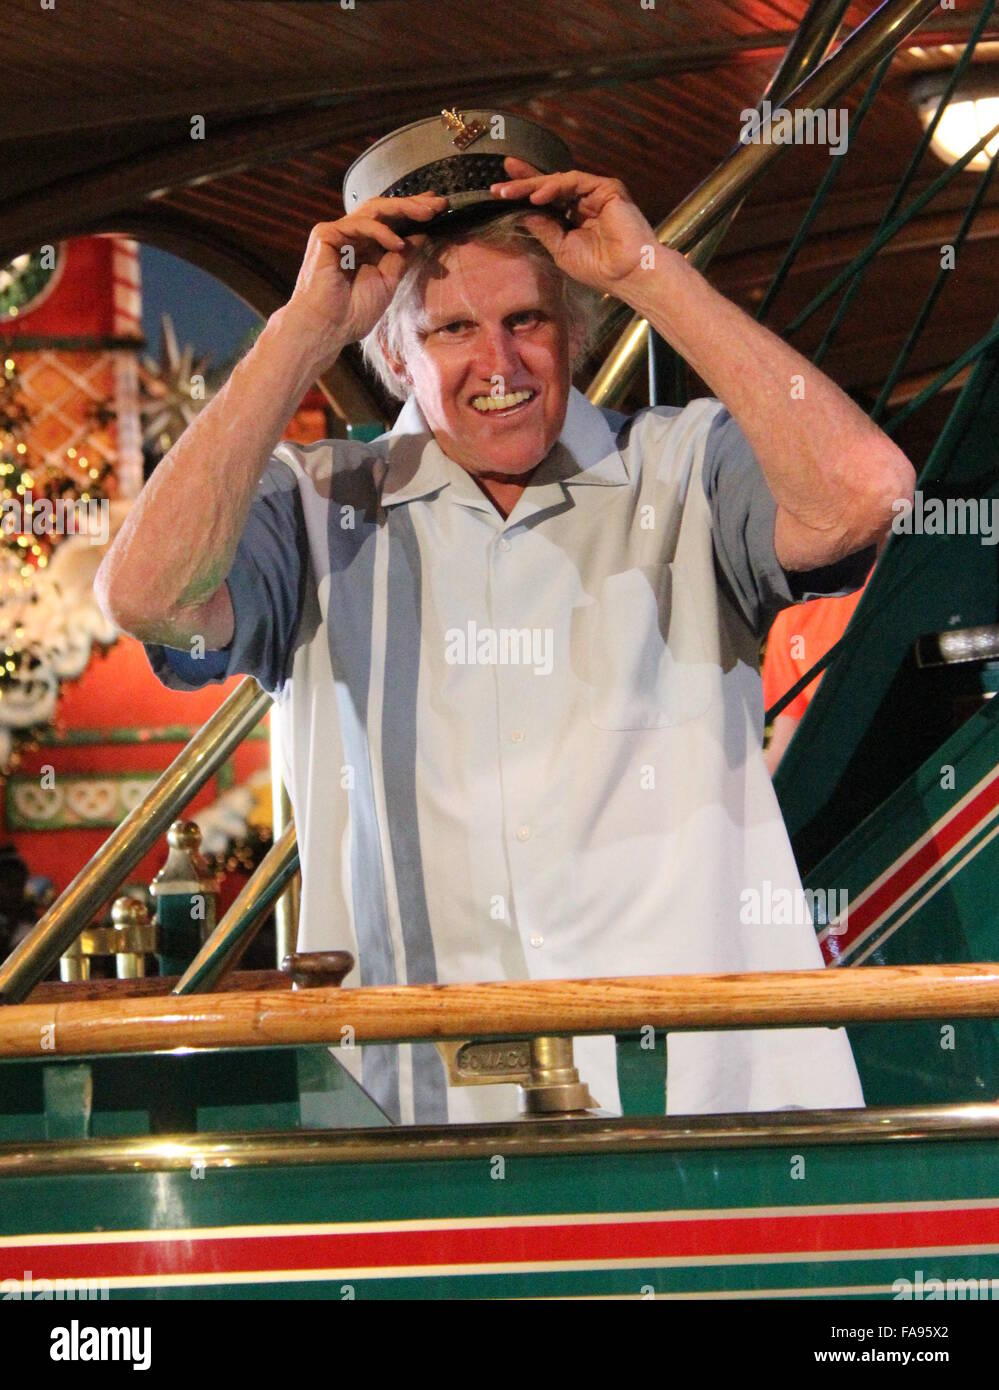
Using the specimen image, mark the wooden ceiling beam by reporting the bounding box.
[2,34,807,141]
[10,20,999,144]
[711,204,999,299]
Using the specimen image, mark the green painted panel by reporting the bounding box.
[615,1031,667,1114]
[1,1133,997,1298]
[777,340,999,873]
[803,700,999,1104]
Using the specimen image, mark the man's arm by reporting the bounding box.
[95,305,323,650]
[764,712,799,775]
[617,250,915,571]
[497,162,916,572]
[95,192,447,650]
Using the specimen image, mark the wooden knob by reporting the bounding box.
[280,950,355,989]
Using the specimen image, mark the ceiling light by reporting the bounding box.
[910,71,999,171]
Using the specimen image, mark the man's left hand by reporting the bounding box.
[491,157,659,292]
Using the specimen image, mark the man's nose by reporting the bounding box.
[474,326,520,384]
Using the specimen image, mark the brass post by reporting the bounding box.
[681,0,853,277]
[58,935,89,985]
[269,714,300,968]
[111,897,154,980]
[173,821,299,994]
[149,820,219,975]
[438,1034,599,1115]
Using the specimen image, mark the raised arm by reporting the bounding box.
[497,161,915,571]
[612,249,915,571]
[95,193,447,650]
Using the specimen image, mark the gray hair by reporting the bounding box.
[359,210,603,402]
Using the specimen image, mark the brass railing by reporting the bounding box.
[4,1102,998,1177]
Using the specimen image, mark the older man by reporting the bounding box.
[96,119,915,1125]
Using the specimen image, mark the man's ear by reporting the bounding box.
[568,318,586,371]
[379,327,412,389]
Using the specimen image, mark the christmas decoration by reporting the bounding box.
[0,248,64,321]
[190,768,275,878]
[138,314,215,459]
[0,352,119,770]
[0,530,119,771]
[0,355,115,568]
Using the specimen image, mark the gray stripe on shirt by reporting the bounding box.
[382,508,448,1124]
[325,479,401,1123]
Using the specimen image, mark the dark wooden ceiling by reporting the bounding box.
[3,0,998,459]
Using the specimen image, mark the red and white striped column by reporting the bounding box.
[111,237,144,500]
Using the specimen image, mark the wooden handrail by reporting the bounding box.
[1,964,997,1060]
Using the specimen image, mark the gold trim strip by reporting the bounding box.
[2,1102,998,1178]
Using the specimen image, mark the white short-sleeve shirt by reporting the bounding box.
[147,386,868,1123]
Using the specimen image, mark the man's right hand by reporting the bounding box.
[282,191,449,370]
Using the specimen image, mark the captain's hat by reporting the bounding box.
[343,109,573,233]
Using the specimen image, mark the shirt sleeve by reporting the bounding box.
[701,404,875,639]
[142,453,310,698]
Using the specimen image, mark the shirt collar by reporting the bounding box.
[378,386,629,510]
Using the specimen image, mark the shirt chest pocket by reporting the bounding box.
[585,564,718,730]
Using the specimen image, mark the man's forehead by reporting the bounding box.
[418,244,560,321]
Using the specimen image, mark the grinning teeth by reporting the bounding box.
[471,390,534,413]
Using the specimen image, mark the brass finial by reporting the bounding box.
[166,820,203,853]
[111,896,150,929]
[110,896,157,979]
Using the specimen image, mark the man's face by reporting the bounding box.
[397,240,579,478]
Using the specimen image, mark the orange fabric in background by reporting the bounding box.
[762,586,866,721]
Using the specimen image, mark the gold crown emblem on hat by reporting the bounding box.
[440,108,487,151]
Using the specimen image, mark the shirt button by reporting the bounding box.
[516,824,531,842]
[498,538,511,552]
[530,934,544,949]
[511,729,524,743]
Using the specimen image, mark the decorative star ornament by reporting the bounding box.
[138,314,214,455]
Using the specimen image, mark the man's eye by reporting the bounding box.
[437,321,471,336]
[510,311,543,329]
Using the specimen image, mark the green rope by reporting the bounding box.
[756,54,893,325]
[766,641,840,722]
[782,117,999,339]
[872,148,999,423]
[764,536,963,725]
[884,318,999,436]
[809,0,995,366]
